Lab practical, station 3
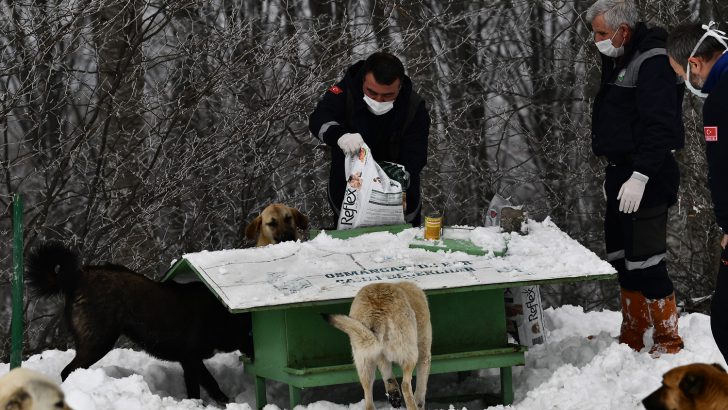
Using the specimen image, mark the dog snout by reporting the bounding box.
[641,388,668,410]
[274,229,297,243]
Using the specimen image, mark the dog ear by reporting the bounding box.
[679,372,705,398]
[245,216,262,240]
[291,207,309,230]
[712,363,727,373]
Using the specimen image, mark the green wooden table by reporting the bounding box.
[163,223,615,409]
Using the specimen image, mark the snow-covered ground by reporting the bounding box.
[4,221,721,409]
[2,305,723,410]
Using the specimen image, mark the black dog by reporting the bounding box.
[25,242,253,403]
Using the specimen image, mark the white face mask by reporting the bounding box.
[363,94,394,115]
[684,21,728,98]
[595,29,625,57]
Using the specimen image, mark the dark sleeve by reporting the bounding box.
[703,83,728,232]
[397,101,430,176]
[308,82,349,147]
[632,56,681,177]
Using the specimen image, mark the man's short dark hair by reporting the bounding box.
[667,23,726,67]
[362,52,405,85]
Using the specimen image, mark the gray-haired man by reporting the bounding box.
[588,0,685,355]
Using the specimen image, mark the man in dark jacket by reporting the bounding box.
[588,0,685,355]
[309,52,430,226]
[667,22,728,361]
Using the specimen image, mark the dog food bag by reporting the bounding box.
[337,144,405,229]
[485,194,546,346]
[503,286,547,346]
[485,193,528,234]
[484,193,509,227]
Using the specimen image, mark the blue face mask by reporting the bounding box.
[685,21,728,98]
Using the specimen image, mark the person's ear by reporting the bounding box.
[687,56,702,73]
[619,23,630,45]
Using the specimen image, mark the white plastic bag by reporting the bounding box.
[484,193,510,227]
[337,144,405,229]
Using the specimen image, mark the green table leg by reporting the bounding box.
[289,385,302,408]
[500,366,514,404]
[255,376,267,409]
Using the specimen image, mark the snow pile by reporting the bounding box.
[176,219,614,311]
[2,306,723,410]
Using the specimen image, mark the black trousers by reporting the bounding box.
[603,159,678,299]
[711,246,728,361]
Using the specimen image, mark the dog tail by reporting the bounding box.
[322,313,380,348]
[26,241,81,297]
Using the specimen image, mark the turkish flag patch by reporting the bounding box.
[328,85,343,95]
[705,126,718,142]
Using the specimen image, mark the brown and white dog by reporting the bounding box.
[245,204,308,247]
[642,363,728,410]
[324,281,432,410]
[0,368,72,410]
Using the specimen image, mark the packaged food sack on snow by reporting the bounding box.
[485,194,546,346]
[503,286,547,346]
[484,193,509,227]
[485,193,528,234]
[337,144,405,229]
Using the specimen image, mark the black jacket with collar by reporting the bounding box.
[702,52,728,233]
[309,60,430,222]
[591,22,685,178]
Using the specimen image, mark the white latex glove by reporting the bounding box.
[337,133,364,156]
[617,171,649,213]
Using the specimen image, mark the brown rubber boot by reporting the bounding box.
[647,293,684,356]
[618,288,651,351]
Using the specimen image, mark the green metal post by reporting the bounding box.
[500,366,514,404]
[10,193,24,369]
[254,376,267,409]
[288,385,302,409]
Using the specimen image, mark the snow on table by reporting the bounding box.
[165,218,615,312]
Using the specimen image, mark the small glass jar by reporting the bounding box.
[424,212,443,240]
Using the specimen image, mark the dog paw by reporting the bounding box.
[386,389,403,408]
[205,388,229,404]
[211,393,229,404]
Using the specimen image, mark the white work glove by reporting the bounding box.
[337,133,364,156]
[617,171,649,213]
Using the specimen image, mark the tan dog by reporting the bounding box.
[0,368,72,410]
[245,204,309,247]
[642,363,728,410]
[324,281,432,410]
